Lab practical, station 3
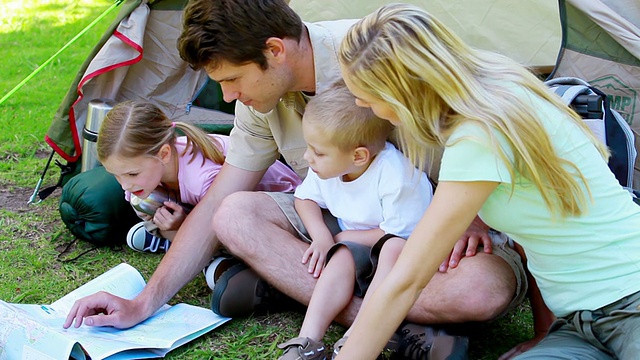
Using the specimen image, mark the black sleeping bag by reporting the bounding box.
[59,166,139,247]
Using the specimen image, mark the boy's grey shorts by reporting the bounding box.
[265,192,528,317]
[325,233,402,297]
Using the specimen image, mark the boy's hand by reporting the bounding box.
[153,201,187,231]
[302,238,333,278]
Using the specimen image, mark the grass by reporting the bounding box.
[0,1,534,359]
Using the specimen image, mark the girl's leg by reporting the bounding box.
[344,237,405,337]
[298,247,356,340]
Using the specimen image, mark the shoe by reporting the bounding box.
[211,262,299,317]
[387,322,469,360]
[278,337,327,360]
[202,255,241,290]
[331,337,347,360]
[126,222,171,253]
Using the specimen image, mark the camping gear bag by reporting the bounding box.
[59,166,139,247]
[546,77,637,189]
[548,0,640,188]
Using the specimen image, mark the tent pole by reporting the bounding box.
[28,150,55,205]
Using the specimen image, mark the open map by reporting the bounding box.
[0,263,230,360]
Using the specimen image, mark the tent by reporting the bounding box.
[547,0,640,188]
[45,0,563,167]
[41,0,639,192]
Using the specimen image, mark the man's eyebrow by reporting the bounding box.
[213,75,236,82]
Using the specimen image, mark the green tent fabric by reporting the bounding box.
[46,0,234,164]
[549,0,640,187]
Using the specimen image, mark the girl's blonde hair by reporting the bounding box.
[339,3,609,217]
[97,100,225,166]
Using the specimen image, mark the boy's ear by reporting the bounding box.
[265,37,286,62]
[353,147,371,166]
[158,143,172,164]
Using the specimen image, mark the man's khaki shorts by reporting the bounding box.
[265,192,528,317]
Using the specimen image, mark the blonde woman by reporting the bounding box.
[336,3,640,360]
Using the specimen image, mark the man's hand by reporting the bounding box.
[438,215,492,272]
[153,201,187,231]
[62,291,148,329]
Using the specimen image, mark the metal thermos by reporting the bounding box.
[81,99,115,172]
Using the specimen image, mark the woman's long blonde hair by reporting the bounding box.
[97,100,225,166]
[339,3,609,217]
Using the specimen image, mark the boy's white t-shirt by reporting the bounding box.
[294,142,433,238]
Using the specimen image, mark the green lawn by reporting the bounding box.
[0,1,534,359]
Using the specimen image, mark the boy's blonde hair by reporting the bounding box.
[339,3,609,217]
[304,81,393,154]
[97,100,225,165]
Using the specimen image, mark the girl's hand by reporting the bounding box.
[133,208,152,222]
[302,238,333,278]
[153,201,187,231]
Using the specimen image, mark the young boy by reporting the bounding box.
[278,82,433,359]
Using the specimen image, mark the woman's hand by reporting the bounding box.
[438,215,492,272]
[153,201,187,231]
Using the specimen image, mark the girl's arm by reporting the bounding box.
[295,198,336,277]
[335,180,498,359]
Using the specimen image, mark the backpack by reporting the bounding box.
[545,77,637,189]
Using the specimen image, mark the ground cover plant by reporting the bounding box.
[0,1,534,358]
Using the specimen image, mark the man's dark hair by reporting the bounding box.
[178,0,303,70]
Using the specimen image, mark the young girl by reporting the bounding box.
[336,4,640,360]
[97,100,301,255]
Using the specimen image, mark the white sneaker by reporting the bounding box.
[202,256,240,289]
[126,222,171,253]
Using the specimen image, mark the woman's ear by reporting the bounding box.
[353,146,371,166]
[158,143,172,164]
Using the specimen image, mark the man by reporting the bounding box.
[64,0,529,357]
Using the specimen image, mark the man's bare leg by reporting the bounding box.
[214,192,517,326]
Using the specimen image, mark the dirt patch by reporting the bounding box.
[0,186,62,213]
[0,187,38,212]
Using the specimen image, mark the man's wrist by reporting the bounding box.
[131,292,157,322]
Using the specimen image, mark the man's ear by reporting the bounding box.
[158,143,172,165]
[353,147,371,166]
[265,37,286,62]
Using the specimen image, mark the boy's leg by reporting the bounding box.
[344,237,405,337]
[213,191,523,325]
[298,248,356,340]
